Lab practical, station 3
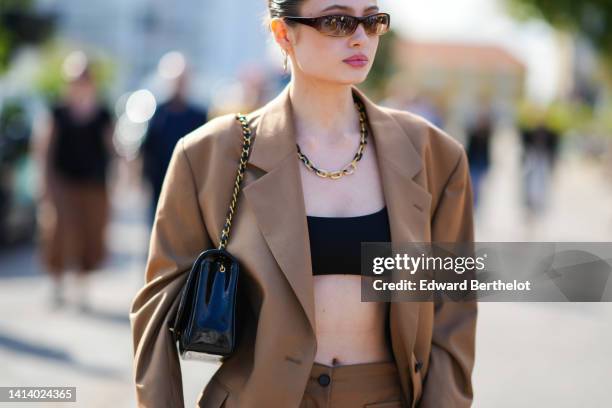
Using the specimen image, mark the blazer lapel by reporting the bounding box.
[354,85,431,360]
[242,84,431,344]
[242,85,317,335]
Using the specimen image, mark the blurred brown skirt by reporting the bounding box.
[38,178,110,276]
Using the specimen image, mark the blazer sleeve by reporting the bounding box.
[419,148,478,408]
[129,137,211,408]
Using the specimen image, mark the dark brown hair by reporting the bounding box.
[268,0,305,18]
[266,0,305,27]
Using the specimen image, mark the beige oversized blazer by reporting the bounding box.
[130,83,477,408]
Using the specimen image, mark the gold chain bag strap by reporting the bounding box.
[218,113,253,253]
[170,112,253,361]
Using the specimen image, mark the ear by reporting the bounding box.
[270,17,294,52]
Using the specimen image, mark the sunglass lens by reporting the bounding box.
[320,15,358,36]
[365,14,390,35]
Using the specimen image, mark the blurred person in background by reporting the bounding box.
[520,113,560,217]
[130,0,476,407]
[139,62,208,225]
[381,84,445,130]
[33,52,116,311]
[466,107,493,208]
[405,91,444,129]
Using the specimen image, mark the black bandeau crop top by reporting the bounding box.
[306,206,391,276]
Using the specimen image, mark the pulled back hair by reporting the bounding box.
[264,0,305,28]
[268,0,304,18]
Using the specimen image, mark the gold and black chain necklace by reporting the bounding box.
[295,100,368,180]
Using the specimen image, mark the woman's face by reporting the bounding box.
[277,0,381,85]
[67,77,96,106]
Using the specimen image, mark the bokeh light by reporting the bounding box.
[125,89,157,123]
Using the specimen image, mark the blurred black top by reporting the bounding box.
[466,123,492,169]
[51,104,112,185]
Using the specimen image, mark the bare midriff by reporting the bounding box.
[313,274,393,366]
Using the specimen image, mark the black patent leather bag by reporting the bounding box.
[170,248,240,359]
[169,113,253,361]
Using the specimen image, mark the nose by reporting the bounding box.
[349,22,368,46]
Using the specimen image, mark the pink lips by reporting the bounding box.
[343,54,369,67]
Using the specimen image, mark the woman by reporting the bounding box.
[130,1,477,407]
[36,58,114,311]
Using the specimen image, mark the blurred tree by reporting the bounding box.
[34,45,116,103]
[361,28,399,100]
[0,0,55,72]
[506,0,611,62]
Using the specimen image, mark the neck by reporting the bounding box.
[168,95,186,110]
[288,78,361,147]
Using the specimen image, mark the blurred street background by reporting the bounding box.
[1,0,611,407]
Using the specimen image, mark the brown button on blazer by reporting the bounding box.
[130,83,477,408]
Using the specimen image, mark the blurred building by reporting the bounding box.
[393,40,527,134]
[36,0,271,100]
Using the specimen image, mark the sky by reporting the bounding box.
[380,0,562,103]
